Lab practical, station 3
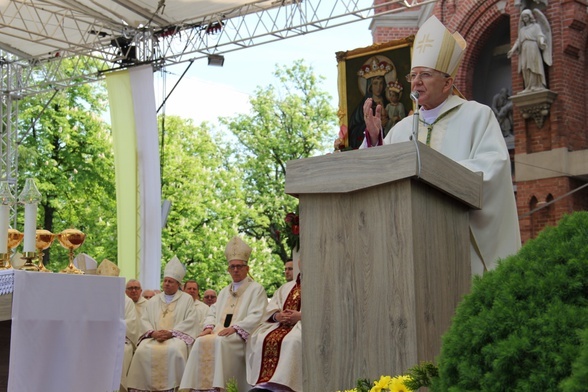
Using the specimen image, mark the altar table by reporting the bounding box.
[0,269,125,392]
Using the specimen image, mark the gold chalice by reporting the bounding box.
[58,229,86,274]
[0,229,23,270]
[36,229,55,273]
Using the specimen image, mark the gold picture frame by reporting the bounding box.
[336,36,414,150]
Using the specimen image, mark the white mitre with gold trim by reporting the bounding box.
[224,236,252,263]
[96,258,120,277]
[164,255,186,283]
[412,15,467,78]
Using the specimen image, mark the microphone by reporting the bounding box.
[410,91,422,178]
[410,91,420,141]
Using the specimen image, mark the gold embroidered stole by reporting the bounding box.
[195,278,254,389]
[421,105,459,146]
[159,296,178,330]
[152,293,179,389]
[257,281,301,383]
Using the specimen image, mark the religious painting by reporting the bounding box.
[335,37,414,150]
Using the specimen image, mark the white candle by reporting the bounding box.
[0,204,8,254]
[23,202,37,253]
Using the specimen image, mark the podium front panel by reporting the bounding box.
[301,179,470,391]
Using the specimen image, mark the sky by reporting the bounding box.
[152,19,374,128]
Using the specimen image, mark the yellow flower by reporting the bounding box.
[390,375,413,392]
[371,375,393,392]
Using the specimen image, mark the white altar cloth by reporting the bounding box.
[8,270,126,392]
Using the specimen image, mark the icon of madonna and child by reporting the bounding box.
[345,55,408,150]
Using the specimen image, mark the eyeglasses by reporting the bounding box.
[228,264,247,271]
[405,70,450,83]
[204,295,217,299]
[126,287,141,291]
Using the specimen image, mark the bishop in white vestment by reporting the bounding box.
[127,257,202,392]
[180,236,268,391]
[362,16,521,275]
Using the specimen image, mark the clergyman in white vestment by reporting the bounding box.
[126,279,149,318]
[362,16,521,275]
[122,294,139,392]
[97,258,139,392]
[246,274,302,392]
[127,256,202,392]
[180,236,268,392]
[185,280,209,332]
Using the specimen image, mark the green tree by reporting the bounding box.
[221,60,337,262]
[17,71,116,270]
[11,59,337,299]
[159,115,282,294]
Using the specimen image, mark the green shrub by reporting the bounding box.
[432,212,588,392]
[560,326,588,392]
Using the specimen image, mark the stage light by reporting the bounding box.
[207,54,225,67]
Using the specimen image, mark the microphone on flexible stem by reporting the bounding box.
[410,91,420,141]
[409,91,422,178]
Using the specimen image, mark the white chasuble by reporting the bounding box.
[122,343,134,392]
[384,95,521,274]
[122,296,139,392]
[134,296,148,318]
[192,300,209,333]
[127,291,200,391]
[180,278,267,391]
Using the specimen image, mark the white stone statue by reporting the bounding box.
[507,9,552,92]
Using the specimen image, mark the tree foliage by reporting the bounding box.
[12,59,335,297]
[159,115,286,296]
[160,115,247,291]
[17,63,116,270]
[221,60,337,261]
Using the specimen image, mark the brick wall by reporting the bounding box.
[373,26,418,44]
[516,176,583,242]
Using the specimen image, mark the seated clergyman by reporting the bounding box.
[246,259,302,392]
[180,236,268,391]
[127,256,202,392]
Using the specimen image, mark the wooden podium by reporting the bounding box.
[285,141,482,391]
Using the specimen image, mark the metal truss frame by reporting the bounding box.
[0,0,435,186]
[1,0,435,96]
[0,63,20,224]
